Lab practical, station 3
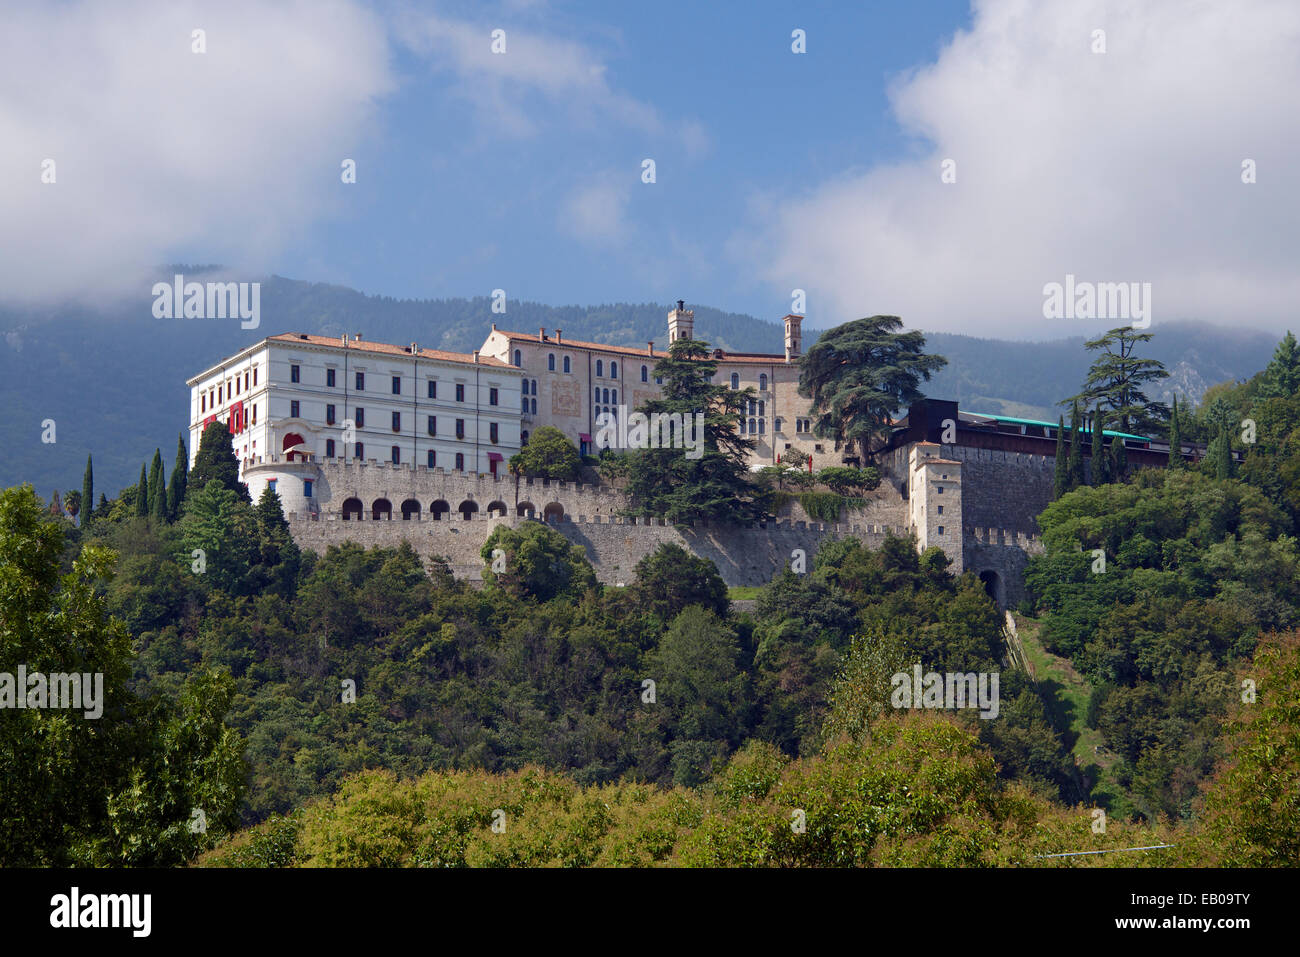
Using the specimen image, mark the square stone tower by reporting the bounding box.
[668,300,694,344]
[784,314,802,362]
[908,443,964,572]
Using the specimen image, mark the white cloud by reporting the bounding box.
[395,11,662,137]
[559,173,630,243]
[736,0,1300,338]
[0,0,394,306]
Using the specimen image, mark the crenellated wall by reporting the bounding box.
[278,446,1051,605]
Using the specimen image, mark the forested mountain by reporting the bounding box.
[0,268,1279,497]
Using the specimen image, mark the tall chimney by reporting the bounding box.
[647,341,654,355]
[554,329,562,343]
[354,332,363,342]
[472,351,479,363]
[539,327,546,341]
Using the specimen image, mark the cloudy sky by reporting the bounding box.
[2,0,1297,339]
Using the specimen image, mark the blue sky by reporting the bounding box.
[3,0,1298,339]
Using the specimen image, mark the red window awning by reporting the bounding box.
[487,452,504,462]
[579,433,592,442]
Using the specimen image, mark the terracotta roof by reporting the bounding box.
[490,329,666,359]
[490,329,791,364]
[267,333,510,367]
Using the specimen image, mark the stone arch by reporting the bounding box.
[429,499,450,521]
[371,497,392,521]
[458,499,479,521]
[486,500,508,518]
[400,498,421,520]
[543,502,564,524]
[341,497,363,521]
[516,501,535,518]
[979,570,1004,608]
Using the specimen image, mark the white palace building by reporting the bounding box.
[186,303,848,513]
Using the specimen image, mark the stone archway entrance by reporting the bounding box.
[979,570,1004,608]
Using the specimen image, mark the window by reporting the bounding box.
[610,361,617,379]
[392,375,401,395]
[641,365,648,382]
[563,356,571,373]
[596,360,603,377]
[455,418,465,439]
[730,373,739,390]
[530,398,536,414]
[304,480,313,498]
[655,375,663,385]
[603,388,610,404]
[522,395,529,412]
[252,404,256,424]
[455,452,464,471]
[937,526,945,536]
[244,371,249,391]
[758,418,765,435]
[327,368,336,388]
[594,387,601,404]
[490,422,499,444]
[391,445,400,464]
[290,400,300,418]
[937,504,944,515]
[391,411,401,432]
[489,387,498,406]
[217,385,222,403]
[513,349,522,367]
[427,450,435,468]
[355,408,365,427]
[758,400,765,417]
[739,418,746,435]
[612,389,617,404]
[531,379,537,395]
[815,444,824,453]
[355,442,364,459]
[937,485,944,494]
[267,479,276,493]
[253,367,258,386]
[326,439,335,457]
[427,415,436,436]
[548,353,555,371]
[291,364,300,383]
[456,383,465,402]
[759,373,768,391]
[326,404,336,425]
[427,380,436,399]
[356,371,365,390]
[748,399,756,415]
[201,393,206,412]
[774,417,783,432]
[749,417,757,434]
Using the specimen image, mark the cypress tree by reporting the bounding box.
[1111,427,1127,481]
[1214,425,1233,479]
[97,492,109,515]
[1067,401,1084,491]
[167,434,189,520]
[135,464,149,517]
[148,449,166,523]
[1167,395,1182,469]
[1053,415,1068,498]
[1093,408,1110,485]
[81,454,94,527]
[190,420,248,502]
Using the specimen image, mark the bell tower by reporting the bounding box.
[784,314,803,362]
[667,299,695,344]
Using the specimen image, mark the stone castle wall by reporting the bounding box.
[283,451,1043,603]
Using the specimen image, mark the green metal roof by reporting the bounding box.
[968,411,1149,442]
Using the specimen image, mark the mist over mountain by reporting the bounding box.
[1,271,1282,497]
